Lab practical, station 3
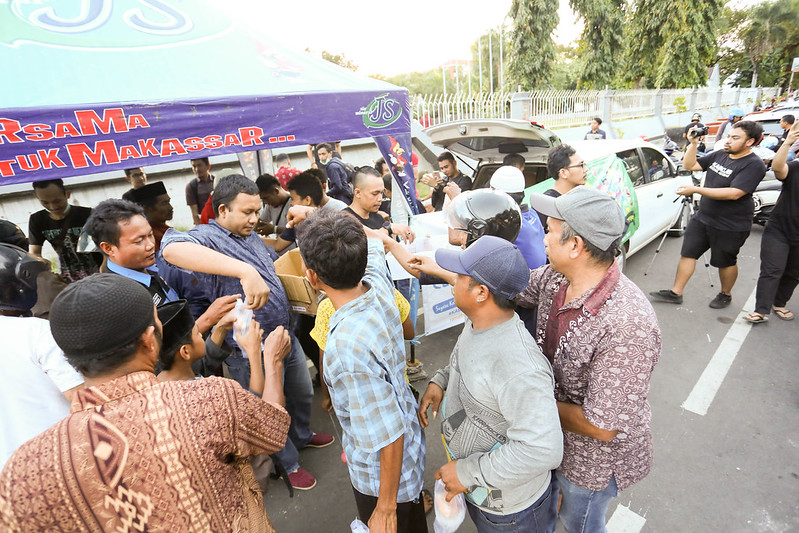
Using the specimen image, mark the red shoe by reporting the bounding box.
[288,467,317,490]
[306,432,334,448]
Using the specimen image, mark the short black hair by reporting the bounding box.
[66,332,148,378]
[316,142,333,153]
[255,173,280,193]
[191,157,210,165]
[305,167,326,185]
[212,174,259,216]
[296,210,367,290]
[352,166,381,189]
[375,157,388,175]
[287,172,323,206]
[382,173,393,191]
[731,120,764,142]
[124,167,143,178]
[156,330,193,373]
[592,117,603,125]
[467,277,516,310]
[782,115,795,125]
[547,144,577,179]
[85,199,146,249]
[275,153,290,163]
[32,179,65,194]
[437,151,456,164]
[503,153,526,169]
[560,220,618,265]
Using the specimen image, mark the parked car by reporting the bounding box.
[425,119,692,270]
[712,105,799,151]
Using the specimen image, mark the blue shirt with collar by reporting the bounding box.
[160,220,290,338]
[106,259,179,305]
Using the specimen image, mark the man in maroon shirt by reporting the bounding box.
[518,186,661,533]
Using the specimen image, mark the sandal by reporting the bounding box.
[744,312,768,324]
[774,308,794,321]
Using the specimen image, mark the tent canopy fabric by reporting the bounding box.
[0,1,419,213]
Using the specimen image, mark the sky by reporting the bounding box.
[215,0,583,77]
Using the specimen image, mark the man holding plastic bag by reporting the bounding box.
[418,236,563,532]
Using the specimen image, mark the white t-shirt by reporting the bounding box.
[0,316,83,468]
[321,197,348,211]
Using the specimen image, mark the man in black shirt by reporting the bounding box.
[121,167,147,202]
[28,179,102,283]
[420,151,472,211]
[651,121,766,309]
[344,167,413,239]
[746,124,799,323]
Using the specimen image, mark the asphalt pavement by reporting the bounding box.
[264,226,799,532]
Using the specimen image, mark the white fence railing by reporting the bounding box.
[412,87,783,129]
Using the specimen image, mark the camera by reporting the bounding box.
[689,126,709,138]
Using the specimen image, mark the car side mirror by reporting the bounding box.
[677,168,693,177]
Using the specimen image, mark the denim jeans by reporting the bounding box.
[226,332,314,473]
[466,472,558,533]
[556,472,618,533]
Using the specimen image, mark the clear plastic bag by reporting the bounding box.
[350,517,369,532]
[232,297,252,337]
[434,478,466,533]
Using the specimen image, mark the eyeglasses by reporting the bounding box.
[566,162,587,170]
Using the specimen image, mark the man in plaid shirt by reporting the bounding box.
[295,208,427,533]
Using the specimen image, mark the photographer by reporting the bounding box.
[419,151,472,211]
[650,121,766,309]
[682,113,707,153]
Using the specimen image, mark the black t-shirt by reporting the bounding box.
[431,172,472,211]
[343,207,385,230]
[770,160,799,239]
[28,205,103,283]
[696,151,766,231]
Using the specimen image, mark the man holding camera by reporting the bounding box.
[420,151,472,211]
[650,121,766,308]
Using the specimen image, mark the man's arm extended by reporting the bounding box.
[557,401,618,442]
[773,127,799,180]
[368,435,403,533]
[681,130,704,171]
[161,241,270,309]
[676,184,747,200]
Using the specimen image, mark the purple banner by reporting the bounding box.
[0,90,410,186]
[374,133,419,215]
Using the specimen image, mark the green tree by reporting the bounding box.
[320,51,358,71]
[622,0,670,87]
[507,0,559,90]
[570,0,626,89]
[386,69,446,95]
[550,44,583,90]
[471,28,505,92]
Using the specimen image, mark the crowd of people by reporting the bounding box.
[0,117,797,532]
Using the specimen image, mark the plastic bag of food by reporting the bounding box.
[350,517,369,532]
[232,298,252,337]
[434,478,466,533]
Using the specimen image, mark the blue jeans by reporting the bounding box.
[466,472,558,532]
[556,472,618,533]
[226,332,314,473]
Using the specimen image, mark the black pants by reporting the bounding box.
[755,221,799,314]
[292,313,319,373]
[352,487,428,533]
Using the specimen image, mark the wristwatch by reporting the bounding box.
[381,221,393,236]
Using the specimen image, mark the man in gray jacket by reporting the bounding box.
[418,235,563,533]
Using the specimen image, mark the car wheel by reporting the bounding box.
[615,246,627,272]
[668,201,691,237]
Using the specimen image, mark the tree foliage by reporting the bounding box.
[320,51,358,71]
[507,0,559,90]
[570,0,626,89]
[717,0,799,88]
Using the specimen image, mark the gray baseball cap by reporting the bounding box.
[435,235,530,300]
[528,186,625,251]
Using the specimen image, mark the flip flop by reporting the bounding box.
[774,308,794,321]
[744,312,768,324]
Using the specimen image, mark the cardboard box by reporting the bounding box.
[274,248,324,315]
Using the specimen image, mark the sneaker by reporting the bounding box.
[709,292,732,309]
[287,467,317,490]
[305,432,334,448]
[649,289,683,304]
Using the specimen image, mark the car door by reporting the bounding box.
[614,148,653,251]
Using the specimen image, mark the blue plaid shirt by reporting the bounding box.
[161,222,290,348]
[324,239,425,502]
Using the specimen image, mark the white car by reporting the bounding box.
[425,120,693,269]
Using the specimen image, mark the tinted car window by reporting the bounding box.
[617,149,644,187]
[641,147,673,182]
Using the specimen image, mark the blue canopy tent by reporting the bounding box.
[0,1,418,213]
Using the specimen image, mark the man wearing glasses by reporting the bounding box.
[537,144,588,230]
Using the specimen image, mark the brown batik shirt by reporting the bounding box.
[0,371,290,532]
[518,262,661,492]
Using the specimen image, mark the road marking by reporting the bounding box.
[681,287,757,416]
[606,504,647,533]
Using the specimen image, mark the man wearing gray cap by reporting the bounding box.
[419,235,563,532]
[519,186,661,533]
[0,274,291,532]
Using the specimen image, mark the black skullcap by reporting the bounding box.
[156,300,195,360]
[0,219,29,249]
[50,273,155,360]
[130,181,167,204]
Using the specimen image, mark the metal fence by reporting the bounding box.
[412,87,783,129]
